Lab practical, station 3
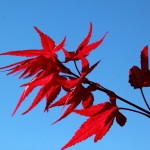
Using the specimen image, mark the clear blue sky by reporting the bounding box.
[0,0,150,150]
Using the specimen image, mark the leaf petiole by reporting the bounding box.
[119,107,150,118]
[74,60,81,76]
[140,88,150,111]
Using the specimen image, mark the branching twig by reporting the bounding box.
[61,63,150,116]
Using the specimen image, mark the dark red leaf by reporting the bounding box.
[116,111,126,127]
[129,46,150,88]
[129,66,143,88]
[141,45,148,72]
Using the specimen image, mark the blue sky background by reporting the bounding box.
[0,0,150,150]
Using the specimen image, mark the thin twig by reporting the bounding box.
[119,107,150,118]
[140,88,150,111]
[74,60,81,76]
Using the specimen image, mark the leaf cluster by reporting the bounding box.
[0,23,150,149]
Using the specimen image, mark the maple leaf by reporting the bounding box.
[0,56,59,78]
[0,27,71,115]
[48,58,99,123]
[12,73,66,115]
[0,26,69,77]
[62,23,107,62]
[129,45,150,88]
[61,102,126,150]
[0,54,70,115]
[49,85,94,124]
[0,26,66,58]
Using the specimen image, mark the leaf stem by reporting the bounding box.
[74,60,81,76]
[115,94,150,115]
[140,88,150,111]
[119,107,150,118]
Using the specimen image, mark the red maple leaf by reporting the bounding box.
[0,27,70,115]
[49,85,94,124]
[129,46,150,88]
[49,58,99,123]
[11,73,67,115]
[0,26,70,78]
[0,26,66,58]
[0,56,69,79]
[61,102,126,150]
[62,23,107,62]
